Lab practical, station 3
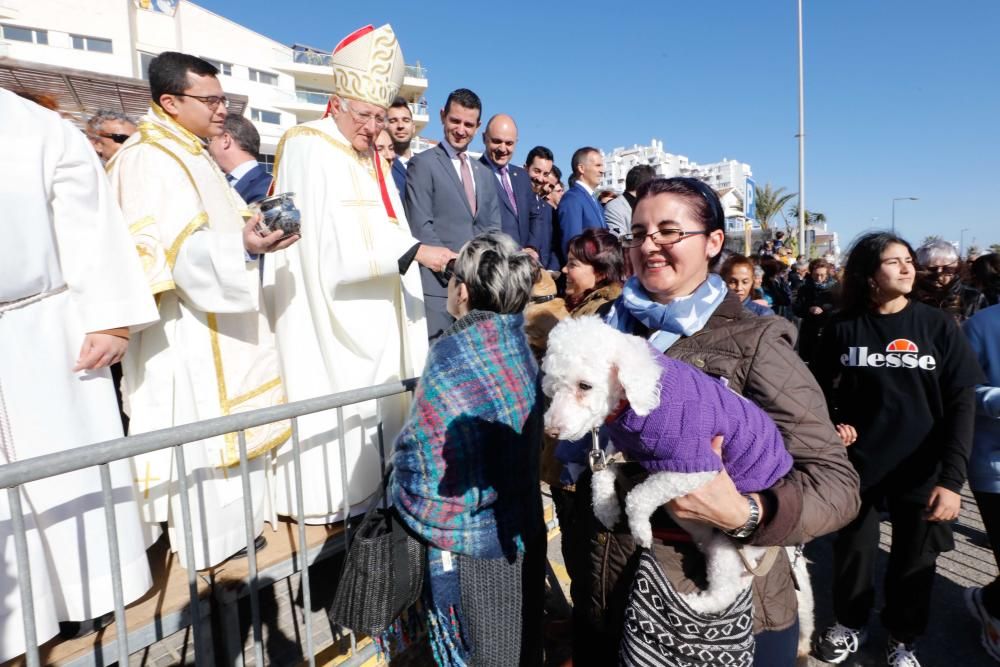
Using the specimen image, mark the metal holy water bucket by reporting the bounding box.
[254,192,301,236]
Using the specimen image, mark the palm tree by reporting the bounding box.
[753,184,797,234]
[787,205,827,228]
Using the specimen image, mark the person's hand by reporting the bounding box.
[835,423,858,446]
[415,244,457,273]
[809,306,823,316]
[243,214,300,254]
[74,332,129,371]
[524,247,540,262]
[668,435,761,532]
[925,486,961,522]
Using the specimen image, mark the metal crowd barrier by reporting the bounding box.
[0,378,418,667]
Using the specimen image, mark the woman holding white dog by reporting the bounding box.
[575,177,861,666]
[390,231,544,666]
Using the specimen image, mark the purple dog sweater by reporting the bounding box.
[604,349,793,494]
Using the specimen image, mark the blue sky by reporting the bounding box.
[199,0,999,253]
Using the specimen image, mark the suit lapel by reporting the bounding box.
[434,144,472,215]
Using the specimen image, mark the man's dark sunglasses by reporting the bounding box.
[99,132,130,144]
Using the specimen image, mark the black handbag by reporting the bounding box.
[329,465,426,636]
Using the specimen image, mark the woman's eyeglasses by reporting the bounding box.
[442,259,458,282]
[926,264,958,276]
[620,228,708,249]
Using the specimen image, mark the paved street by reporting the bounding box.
[540,485,1000,667]
[125,484,999,666]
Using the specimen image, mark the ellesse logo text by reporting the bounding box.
[840,338,937,370]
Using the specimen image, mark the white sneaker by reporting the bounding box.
[814,622,867,664]
[885,638,920,667]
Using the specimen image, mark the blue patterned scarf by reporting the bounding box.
[607,273,727,351]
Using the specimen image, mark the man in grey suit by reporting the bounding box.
[404,88,502,339]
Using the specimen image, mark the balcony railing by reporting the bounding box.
[292,50,333,67]
[296,90,330,106]
[404,64,427,79]
[408,101,428,117]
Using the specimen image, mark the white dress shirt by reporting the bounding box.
[439,140,477,194]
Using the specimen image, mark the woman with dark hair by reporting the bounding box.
[720,253,774,316]
[563,228,625,317]
[811,232,983,666]
[575,177,859,666]
[759,255,793,316]
[971,253,1000,307]
[914,239,986,321]
[794,258,838,365]
[391,231,544,665]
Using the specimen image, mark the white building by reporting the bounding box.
[600,138,754,235]
[600,138,752,195]
[0,0,429,164]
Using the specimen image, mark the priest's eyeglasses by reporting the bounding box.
[342,101,387,129]
[174,93,231,110]
[620,228,708,249]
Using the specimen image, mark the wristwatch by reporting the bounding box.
[725,495,761,540]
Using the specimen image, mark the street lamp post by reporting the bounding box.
[891,197,918,233]
[797,0,807,257]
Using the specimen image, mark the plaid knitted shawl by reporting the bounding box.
[391,310,541,560]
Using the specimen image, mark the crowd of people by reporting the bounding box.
[3,18,1000,667]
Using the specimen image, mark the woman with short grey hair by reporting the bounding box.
[390,231,543,665]
[915,239,985,321]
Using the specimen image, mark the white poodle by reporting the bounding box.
[542,316,814,656]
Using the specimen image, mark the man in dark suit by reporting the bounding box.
[523,145,559,272]
[387,96,414,197]
[207,114,272,204]
[478,114,533,249]
[556,146,606,258]
[404,88,502,339]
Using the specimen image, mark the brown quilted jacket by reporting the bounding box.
[575,291,860,660]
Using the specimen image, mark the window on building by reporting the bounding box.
[1,23,48,44]
[201,57,233,76]
[139,51,157,80]
[248,68,278,86]
[71,34,113,53]
[251,108,281,125]
[257,153,275,174]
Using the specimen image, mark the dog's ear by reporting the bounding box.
[612,333,661,416]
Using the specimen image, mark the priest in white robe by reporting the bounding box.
[266,24,454,523]
[107,52,299,570]
[0,89,159,660]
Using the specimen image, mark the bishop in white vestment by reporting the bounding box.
[267,25,451,523]
[107,53,294,570]
[0,89,158,660]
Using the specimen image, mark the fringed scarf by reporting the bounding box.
[389,310,541,666]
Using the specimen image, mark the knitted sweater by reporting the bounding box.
[391,310,542,560]
[604,347,793,494]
